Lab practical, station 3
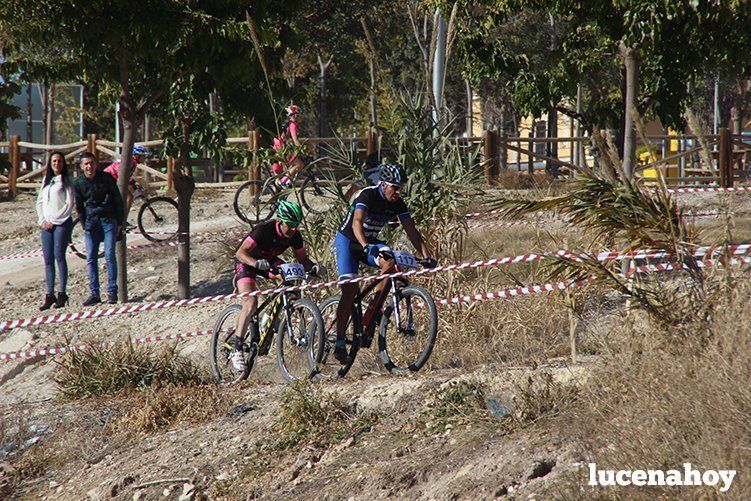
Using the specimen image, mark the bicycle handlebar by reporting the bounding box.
[377,249,436,268]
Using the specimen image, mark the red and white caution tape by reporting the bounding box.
[0,244,747,331]
[434,278,589,305]
[1,243,749,333]
[0,329,213,361]
[0,248,45,261]
[5,254,751,362]
[668,185,751,194]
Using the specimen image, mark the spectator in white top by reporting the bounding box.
[35,151,74,310]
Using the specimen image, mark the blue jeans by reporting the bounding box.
[85,217,118,298]
[40,217,73,294]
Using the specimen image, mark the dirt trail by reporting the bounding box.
[2,187,750,499]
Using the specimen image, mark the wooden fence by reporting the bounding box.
[2,127,748,196]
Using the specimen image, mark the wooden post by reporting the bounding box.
[248,129,261,195]
[166,156,175,192]
[483,129,499,183]
[527,131,534,175]
[8,135,20,197]
[719,127,732,188]
[366,128,377,156]
[499,131,507,171]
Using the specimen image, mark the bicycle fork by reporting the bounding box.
[389,279,415,337]
[281,294,308,347]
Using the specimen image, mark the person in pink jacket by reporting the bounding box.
[36,152,75,310]
[271,105,304,187]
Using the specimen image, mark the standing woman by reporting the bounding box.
[36,152,75,310]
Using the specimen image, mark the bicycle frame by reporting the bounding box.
[349,272,407,348]
[248,291,284,353]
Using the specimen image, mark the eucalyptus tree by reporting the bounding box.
[448,0,751,179]
[0,0,275,299]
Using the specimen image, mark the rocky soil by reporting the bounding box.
[1,185,749,500]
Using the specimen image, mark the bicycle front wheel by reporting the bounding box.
[210,305,254,384]
[276,298,324,382]
[68,218,103,260]
[233,180,276,224]
[378,285,438,374]
[137,196,179,242]
[313,295,359,379]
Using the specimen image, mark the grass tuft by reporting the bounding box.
[54,341,209,399]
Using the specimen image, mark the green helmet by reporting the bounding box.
[275,199,303,226]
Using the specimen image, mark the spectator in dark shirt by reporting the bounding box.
[73,152,124,306]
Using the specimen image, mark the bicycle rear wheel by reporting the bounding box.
[210,304,255,384]
[137,196,179,242]
[378,285,438,374]
[299,172,337,214]
[68,218,103,260]
[313,295,358,379]
[276,298,324,382]
[233,180,276,224]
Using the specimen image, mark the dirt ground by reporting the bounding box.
[1,184,749,500]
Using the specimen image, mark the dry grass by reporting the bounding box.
[110,383,231,436]
[553,275,751,499]
[273,381,376,448]
[429,295,570,369]
[54,342,210,399]
[496,170,557,190]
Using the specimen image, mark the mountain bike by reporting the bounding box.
[68,181,179,258]
[314,249,438,378]
[209,263,325,384]
[233,158,333,224]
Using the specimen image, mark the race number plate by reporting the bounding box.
[280,263,306,281]
[393,250,419,269]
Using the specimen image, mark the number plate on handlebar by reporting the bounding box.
[393,250,419,269]
[279,263,306,282]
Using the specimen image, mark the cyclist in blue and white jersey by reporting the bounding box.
[332,162,437,363]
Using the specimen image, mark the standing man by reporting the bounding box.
[73,152,124,305]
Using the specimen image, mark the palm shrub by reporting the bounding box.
[382,91,483,228]
[493,169,712,328]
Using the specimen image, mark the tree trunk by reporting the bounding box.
[25,83,33,143]
[39,82,47,150]
[317,54,333,155]
[45,83,55,148]
[360,18,378,127]
[117,110,138,302]
[175,120,195,300]
[465,79,473,136]
[732,106,742,135]
[546,13,558,177]
[620,43,639,181]
[546,110,558,177]
[431,10,447,126]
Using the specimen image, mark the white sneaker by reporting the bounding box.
[229,350,246,372]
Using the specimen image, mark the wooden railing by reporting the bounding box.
[0,129,381,195]
[2,127,748,196]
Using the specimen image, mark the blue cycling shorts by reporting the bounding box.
[333,231,388,279]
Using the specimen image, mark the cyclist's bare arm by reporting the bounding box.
[402,217,430,259]
[289,121,302,148]
[235,239,263,267]
[292,248,315,270]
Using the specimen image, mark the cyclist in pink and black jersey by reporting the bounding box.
[228,200,326,372]
[271,105,305,187]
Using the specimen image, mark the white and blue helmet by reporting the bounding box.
[379,162,407,184]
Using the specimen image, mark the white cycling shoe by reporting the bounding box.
[229,350,246,372]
